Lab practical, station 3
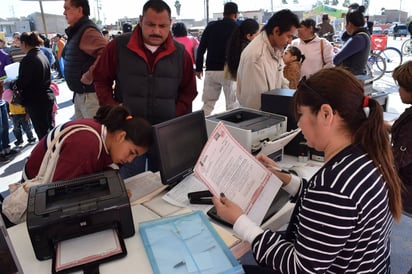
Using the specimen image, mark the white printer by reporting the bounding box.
[206,108,288,161]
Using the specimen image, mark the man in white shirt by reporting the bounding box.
[237,9,299,110]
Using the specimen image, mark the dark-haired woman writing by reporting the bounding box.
[16,31,54,139]
[22,105,153,182]
[213,67,403,273]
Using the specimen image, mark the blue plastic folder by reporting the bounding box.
[139,211,244,274]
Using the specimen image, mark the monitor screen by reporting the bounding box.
[153,110,208,187]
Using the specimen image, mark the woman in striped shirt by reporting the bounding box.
[213,67,403,273]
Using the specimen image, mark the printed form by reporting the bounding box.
[194,122,282,225]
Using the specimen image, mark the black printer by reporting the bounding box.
[26,170,135,261]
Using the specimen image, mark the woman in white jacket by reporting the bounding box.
[291,18,335,80]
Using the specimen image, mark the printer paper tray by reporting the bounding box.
[52,228,127,274]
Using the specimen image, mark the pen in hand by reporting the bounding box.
[266,165,291,174]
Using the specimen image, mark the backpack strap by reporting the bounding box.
[22,125,103,183]
[320,38,326,66]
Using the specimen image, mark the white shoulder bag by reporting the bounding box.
[2,124,103,224]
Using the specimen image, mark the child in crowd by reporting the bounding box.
[8,101,36,147]
[49,81,60,125]
[2,88,36,147]
[391,61,412,215]
[283,46,305,89]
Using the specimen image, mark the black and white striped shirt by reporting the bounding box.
[245,145,392,273]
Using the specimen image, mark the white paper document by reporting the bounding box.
[260,128,301,156]
[162,174,212,212]
[55,229,122,272]
[124,171,168,205]
[194,122,282,225]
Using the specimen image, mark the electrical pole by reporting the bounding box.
[39,0,48,36]
[205,0,209,24]
[95,0,101,25]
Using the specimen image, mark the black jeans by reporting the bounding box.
[26,97,54,140]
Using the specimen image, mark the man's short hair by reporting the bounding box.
[264,9,300,36]
[223,2,238,15]
[142,0,171,18]
[122,23,132,33]
[68,0,90,17]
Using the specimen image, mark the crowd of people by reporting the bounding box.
[0,0,411,272]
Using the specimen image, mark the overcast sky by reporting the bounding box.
[1,0,410,25]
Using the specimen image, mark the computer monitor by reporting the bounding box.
[0,215,24,273]
[153,110,208,187]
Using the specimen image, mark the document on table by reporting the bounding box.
[55,229,123,272]
[162,174,212,212]
[194,122,282,225]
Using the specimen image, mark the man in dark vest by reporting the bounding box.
[94,0,197,179]
[62,0,107,119]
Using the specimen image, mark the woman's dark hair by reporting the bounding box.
[392,61,412,92]
[263,9,299,36]
[300,18,319,34]
[346,5,366,27]
[38,33,50,48]
[69,0,90,16]
[286,45,305,63]
[94,105,153,148]
[20,32,43,47]
[293,67,403,221]
[226,19,260,80]
[172,22,188,37]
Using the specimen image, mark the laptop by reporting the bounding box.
[0,215,24,273]
[152,110,290,227]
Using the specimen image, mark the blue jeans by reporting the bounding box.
[11,114,35,143]
[0,103,10,150]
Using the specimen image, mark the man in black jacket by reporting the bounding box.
[195,2,239,116]
[62,0,107,119]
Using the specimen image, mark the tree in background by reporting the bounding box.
[174,0,181,17]
[342,0,350,8]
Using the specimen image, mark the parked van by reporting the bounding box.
[389,24,408,38]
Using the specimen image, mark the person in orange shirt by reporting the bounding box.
[52,34,65,79]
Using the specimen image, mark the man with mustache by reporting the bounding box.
[94,0,197,179]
